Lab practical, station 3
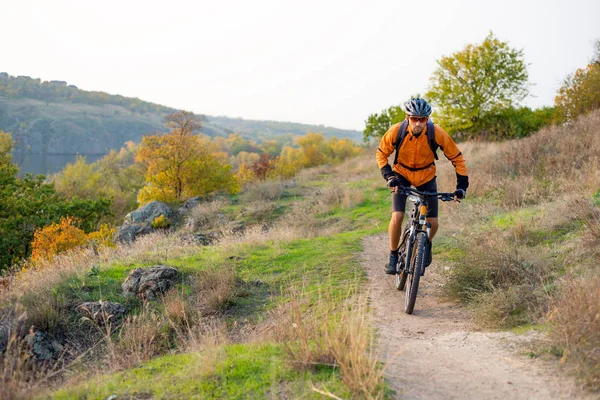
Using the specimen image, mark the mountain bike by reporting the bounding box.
[394,187,457,314]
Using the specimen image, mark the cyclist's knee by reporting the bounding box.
[391,211,404,226]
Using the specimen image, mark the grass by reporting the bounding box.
[1,159,392,399]
[50,343,353,400]
[436,110,600,388]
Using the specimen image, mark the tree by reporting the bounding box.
[136,111,239,204]
[426,32,529,135]
[52,155,105,199]
[555,39,600,121]
[0,132,111,271]
[363,105,405,142]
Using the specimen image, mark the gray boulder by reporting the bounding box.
[25,331,63,361]
[122,265,179,299]
[124,201,174,225]
[116,223,154,243]
[76,301,126,326]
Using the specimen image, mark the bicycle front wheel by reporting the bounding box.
[405,232,427,314]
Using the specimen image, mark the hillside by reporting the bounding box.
[0,73,362,154]
[1,111,598,399]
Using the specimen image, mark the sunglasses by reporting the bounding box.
[408,116,428,123]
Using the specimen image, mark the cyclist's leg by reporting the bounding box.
[389,211,404,250]
[389,174,410,249]
[416,177,439,239]
[417,177,438,268]
[386,176,410,274]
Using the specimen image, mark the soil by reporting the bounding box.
[361,235,595,400]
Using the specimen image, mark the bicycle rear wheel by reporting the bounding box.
[395,228,410,291]
[405,232,427,314]
[395,269,407,291]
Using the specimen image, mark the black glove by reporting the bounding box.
[454,189,466,199]
[387,176,402,189]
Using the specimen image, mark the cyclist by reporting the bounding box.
[376,98,469,275]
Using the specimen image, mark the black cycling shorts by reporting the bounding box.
[391,176,439,218]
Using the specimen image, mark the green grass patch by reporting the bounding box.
[49,343,351,399]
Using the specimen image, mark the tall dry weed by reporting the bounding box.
[191,267,236,315]
[275,289,385,399]
[184,199,228,232]
[111,304,170,370]
[548,276,600,390]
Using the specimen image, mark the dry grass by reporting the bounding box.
[275,289,385,399]
[241,180,284,203]
[184,199,228,232]
[111,304,170,370]
[548,276,600,390]
[190,267,236,315]
[3,231,201,302]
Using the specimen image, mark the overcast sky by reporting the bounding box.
[2,0,600,130]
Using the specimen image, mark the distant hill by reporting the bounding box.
[0,73,362,154]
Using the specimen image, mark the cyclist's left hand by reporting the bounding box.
[454,189,466,201]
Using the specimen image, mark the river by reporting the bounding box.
[12,153,105,177]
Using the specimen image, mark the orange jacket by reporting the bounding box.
[376,122,468,187]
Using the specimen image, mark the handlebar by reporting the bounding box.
[398,186,457,202]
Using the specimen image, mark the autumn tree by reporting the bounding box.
[426,32,529,134]
[250,153,274,180]
[555,39,600,121]
[52,155,106,199]
[136,111,239,204]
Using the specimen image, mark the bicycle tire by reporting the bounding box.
[405,232,427,314]
[395,269,407,291]
[395,228,410,291]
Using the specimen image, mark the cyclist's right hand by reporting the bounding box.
[387,176,402,193]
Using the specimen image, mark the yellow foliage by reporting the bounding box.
[268,146,304,179]
[151,215,171,229]
[87,224,117,250]
[30,217,88,263]
[52,155,107,199]
[237,162,257,185]
[555,63,600,121]
[135,123,240,205]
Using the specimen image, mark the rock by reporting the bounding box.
[25,331,63,361]
[178,196,203,215]
[122,265,179,299]
[76,301,126,326]
[116,223,154,243]
[124,201,174,225]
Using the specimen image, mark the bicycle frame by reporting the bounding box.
[396,187,455,277]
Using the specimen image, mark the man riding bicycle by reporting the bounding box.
[376,98,469,275]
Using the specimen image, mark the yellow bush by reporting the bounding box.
[30,217,88,263]
[87,223,117,250]
[151,215,171,229]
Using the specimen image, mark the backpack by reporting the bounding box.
[392,119,439,169]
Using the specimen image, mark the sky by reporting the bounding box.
[2,0,600,131]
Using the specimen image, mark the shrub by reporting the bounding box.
[86,223,116,250]
[30,217,88,264]
[151,215,171,230]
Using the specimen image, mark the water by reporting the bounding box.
[12,153,105,177]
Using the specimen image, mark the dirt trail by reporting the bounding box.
[362,235,593,400]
